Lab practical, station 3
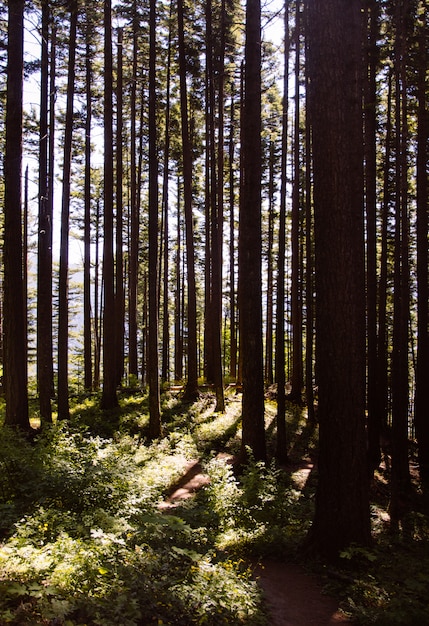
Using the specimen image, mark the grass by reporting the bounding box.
[0,388,428,625]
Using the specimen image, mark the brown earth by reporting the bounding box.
[159,459,352,626]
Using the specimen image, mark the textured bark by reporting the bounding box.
[100,0,118,410]
[275,0,290,463]
[84,1,93,391]
[177,0,199,401]
[57,0,78,421]
[306,0,370,557]
[37,0,53,423]
[148,0,162,437]
[239,0,266,462]
[3,0,29,429]
[115,27,125,388]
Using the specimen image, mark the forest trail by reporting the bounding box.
[159,457,352,625]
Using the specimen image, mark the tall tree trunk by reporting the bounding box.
[101,0,119,410]
[37,0,53,423]
[115,27,125,387]
[174,179,183,381]
[289,0,303,404]
[161,13,173,383]
[364,0,381,475]
[239,0,266,462]
[304,0,315,424]
[275,0,290,463]
[390,1,411,528]
[414,9,429,485]
[264,141,275,386]
[177,0,199,401]
[306,0,370,558]
[3,0,29,429]
[128,0,139,379]
[83,1,93,391]
[228,88,237,381]
[57,0,78,421]
[148,0,162,437]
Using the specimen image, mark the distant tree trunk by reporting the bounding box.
[128,0,139,379]
[414,11,429,485]
[375,70,393,458]
[3,0,29,429]
[37,0,53,423]
[364,0,381,475]
[275,0,290,463]
[305,0,370,558]
[303,0,315,423]
[148,0,162,437]
[23,166,28,383]
[83,1,93,391]
[177,0,199,401]
[93,199,101,390]
[101,0,119,410]
[161,16,173,383]
[115,27,125,387]
[239,0,266,462]
[174,180,183,381]
[228,89,237,381]
[289,0,303,404]
[264,141,275,386]
[57,0,78,421]
[390,2,411,528]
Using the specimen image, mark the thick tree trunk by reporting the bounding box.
[239,0,266,462]
[306,0,370,558]
[115,27,125,388]
[3,0,29,429]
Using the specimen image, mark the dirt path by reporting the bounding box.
[253,560,351,625]
[159,458,352,625]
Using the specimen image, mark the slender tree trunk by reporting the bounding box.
[57,0,78,421]
[148,0,162,437]
[390,2,411,528]
[3,0,29,429]
[303,0,315,423]
[275,0,290,462]
[306,0,370,558]
[364,0,381,475]
[128,0,139,379]
[239,0,266,462]
[414,10,429,484]
[228,89,237,381]
[265,141,275,386]
[37,0,53,423]
[174,180,183,381]
[161,14,173,383]
[289,0,303,403]
[177,0,199,401]
[115,27,125,387]
[101,0,119,410]
[83,1,93,391]
[93,199,101,390]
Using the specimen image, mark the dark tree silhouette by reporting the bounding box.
[305,0,370,557]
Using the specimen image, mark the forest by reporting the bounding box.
[0,0,428,623]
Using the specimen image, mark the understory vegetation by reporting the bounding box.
[0,388,428,625]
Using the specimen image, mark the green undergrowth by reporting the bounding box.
[0,389,428,625]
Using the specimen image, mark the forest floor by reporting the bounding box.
[160,455,352,625]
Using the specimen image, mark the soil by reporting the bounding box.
[159,458,353,626]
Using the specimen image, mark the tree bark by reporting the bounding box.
[3,0,29,429]
[57,0,78,421]
[101,0,119,410]
[305,0,370,558]
[239,0,266,462]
